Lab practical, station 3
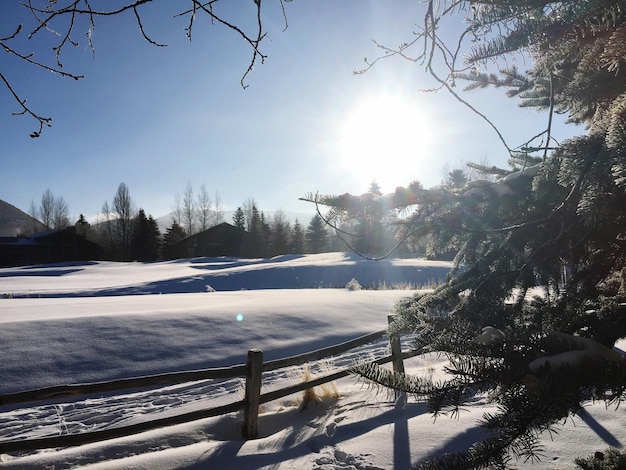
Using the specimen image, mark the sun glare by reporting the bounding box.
[337,93,431,192]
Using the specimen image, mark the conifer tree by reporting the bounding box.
[305,214,328,254]
[75,214,91,238]
[130,209,161,261]
[232,207,246,230]
[352,181,385,255]
[313,180,401,257]
[260,212,272,257]
[269,211,291,256]
[244,205,267,258]
[147,215,161,259]
[290,219,305,254]
[303,1,626,467]
[446,169,468,190]
[162,222,187,260]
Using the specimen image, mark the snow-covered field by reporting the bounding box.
[1,253,625,469]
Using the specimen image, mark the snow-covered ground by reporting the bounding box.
[0,253,624,469]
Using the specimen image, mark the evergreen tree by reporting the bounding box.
[147,215,162,259]
[131,209,161,261]
[368,180,382,196]
[162,222,187,260]
[305,214,328,253]
[232,206,246,230]
[446,168,468,189]
[249,205,262,236]
[351,181,384,255]
[244,205,266,258]
[303,1,626,467]
[243,198,258,232]
[269,211,291,256]
[260,212,272,257]
[75,214,90,238]
[318,180,396,257]
[290,219,305,254]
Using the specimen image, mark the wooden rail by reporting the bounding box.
[0,365,248,407]
[0,317,413,453]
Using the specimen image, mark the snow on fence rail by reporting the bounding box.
[0,316,415,453]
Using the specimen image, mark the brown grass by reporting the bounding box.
[299,363,339,409]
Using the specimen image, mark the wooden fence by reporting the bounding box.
[0,315,416,454]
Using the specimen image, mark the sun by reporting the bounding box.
[336,93,431,192]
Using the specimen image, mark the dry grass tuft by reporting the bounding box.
[299,363,339,409]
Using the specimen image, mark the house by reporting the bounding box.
[174,222,251,258]
[0,227,102,267]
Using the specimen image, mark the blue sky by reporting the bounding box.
[2,1,581,223]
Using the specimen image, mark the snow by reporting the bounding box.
[0,253,625,469]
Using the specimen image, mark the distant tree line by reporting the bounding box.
[229,200,331,258]
[25,182,349,261]
[25,172,479,262]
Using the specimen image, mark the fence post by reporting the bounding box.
[388,315,406,403]
[243,349,263,439]
[388,315,405,376]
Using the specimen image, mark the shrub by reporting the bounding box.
[575,448,626,470]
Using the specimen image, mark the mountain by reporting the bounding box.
[0,199,45,236]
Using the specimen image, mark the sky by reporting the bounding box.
[2,254,624,469]
[1,1,582,223]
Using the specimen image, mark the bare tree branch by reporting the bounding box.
[2,0,282,136]
[178,1,268,88]
[0,71,52,138]
[352,0,565,160]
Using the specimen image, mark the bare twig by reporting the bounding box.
[181,0,268,88]
[1,37,84,80]
[3,0,279,136]
[0,72,52,138]
[353,0,569,158]
[543,72,555,161]
[133,5,167,47]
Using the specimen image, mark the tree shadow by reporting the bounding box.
[394,396,412,469]
[577,409,622,447]
[412,425,489,467]
[0,268,83,277]
[179,400,428,470]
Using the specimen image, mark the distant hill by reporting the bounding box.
[0,200,45,236]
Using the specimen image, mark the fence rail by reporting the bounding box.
[0,316,413,453]
[0,365,248,407]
